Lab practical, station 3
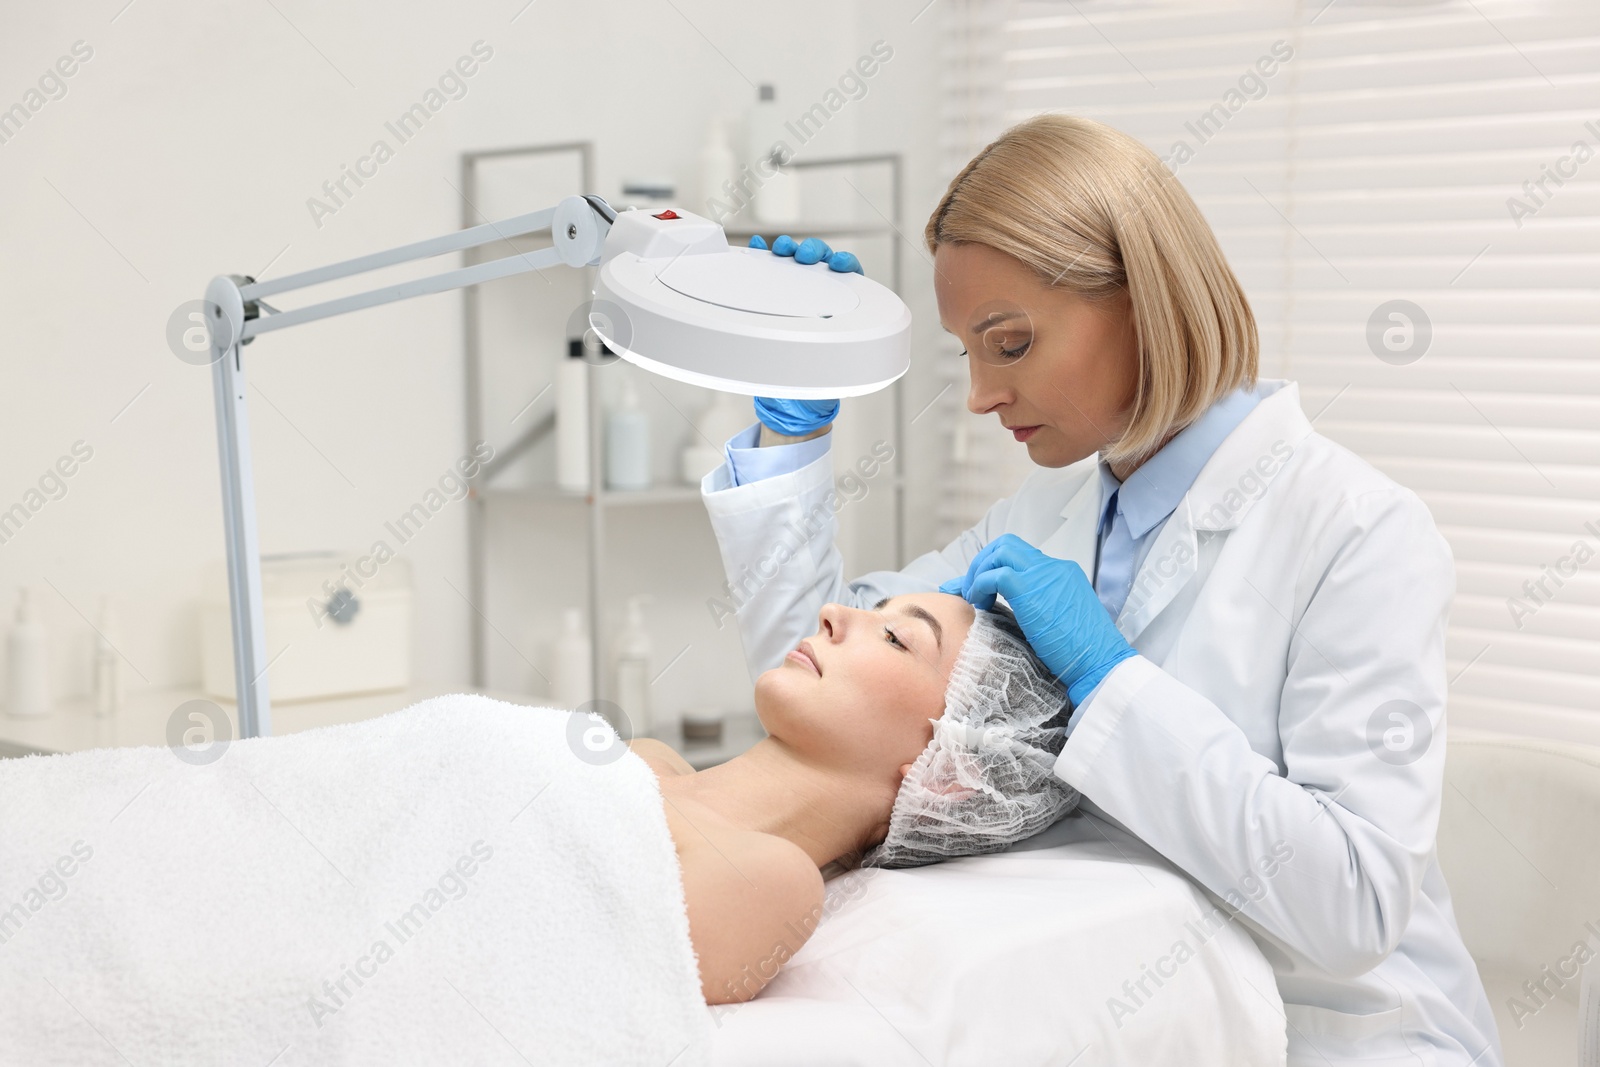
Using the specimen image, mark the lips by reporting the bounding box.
[1007,424,1041,442]
[787,641,822,677]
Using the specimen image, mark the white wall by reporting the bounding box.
[0,0,951,717]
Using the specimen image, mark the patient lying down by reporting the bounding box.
[629,592,1080,1005]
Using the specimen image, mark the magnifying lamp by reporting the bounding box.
[589,205,909,398]
[202,194,911,737]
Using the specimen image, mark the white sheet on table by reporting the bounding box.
[0,696,711,1067]
[709,814,1286,1067]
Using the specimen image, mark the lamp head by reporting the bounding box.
[586,207,910,399]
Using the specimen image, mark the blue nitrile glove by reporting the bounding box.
[939,533,1137,706]
[748,234,863,274]
[753,396,840,436]
[746,234,860,436]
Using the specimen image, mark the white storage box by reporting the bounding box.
[200,551,413,703]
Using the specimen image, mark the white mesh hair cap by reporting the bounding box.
[860,605,1081,869]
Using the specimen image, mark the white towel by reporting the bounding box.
[0,694,711,1066]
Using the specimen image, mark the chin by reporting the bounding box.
[753,665,836,753]
[1024,439,1072,468]
[1027,432,1094,469]
[752,666,794,733]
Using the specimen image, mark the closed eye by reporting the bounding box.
[956,342,1031,360]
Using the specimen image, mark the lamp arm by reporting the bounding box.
[245,244,568,339]
[202,194,613,738]
[221,195,612,342]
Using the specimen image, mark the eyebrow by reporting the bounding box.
[970,311,1029,332]
[872,596,943,652]
[937,312,1031,337]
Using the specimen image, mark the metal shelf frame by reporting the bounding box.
[461,141,601,698]
[460,143,906,703]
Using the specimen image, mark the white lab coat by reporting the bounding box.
[700,379,1503,1067]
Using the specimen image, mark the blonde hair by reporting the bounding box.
[926,114,1258,466]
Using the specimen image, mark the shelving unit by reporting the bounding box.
[459,143,905,756]
[460,141,603,701]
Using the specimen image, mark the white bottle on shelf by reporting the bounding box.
[556,339,590,493]
[6,588,49,719]
[605,376,652,491]
[747,84,802,227]
[697,116,742,221]
[680,391,755,484]
[550,608,591,710]
[93,595,122,718]
[613,596,654,738]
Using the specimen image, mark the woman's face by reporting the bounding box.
[755,592,976,781]
[933,241,1140,468]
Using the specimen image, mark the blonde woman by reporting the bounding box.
[708,115,1502,1066]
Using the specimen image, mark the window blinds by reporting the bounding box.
[936,0,1600,738]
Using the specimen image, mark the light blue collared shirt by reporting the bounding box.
[722,422,832,486]
[1066,385,1262,731]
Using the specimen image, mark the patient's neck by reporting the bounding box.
[672,738,896,869]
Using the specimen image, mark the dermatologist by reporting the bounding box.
[698,114,1503,1067]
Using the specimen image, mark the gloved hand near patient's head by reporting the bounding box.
[941,533,1138,706]
[861,605,1080,869]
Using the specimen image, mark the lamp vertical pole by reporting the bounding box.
[206,276,271,738]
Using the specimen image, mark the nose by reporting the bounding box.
[818,602,846,642]
[966,352,1012,415]
[818,601,881,644]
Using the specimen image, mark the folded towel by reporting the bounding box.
[0,694,711,1066]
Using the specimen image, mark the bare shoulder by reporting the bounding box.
[628,737,694,778]
[677,825,825,1005]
